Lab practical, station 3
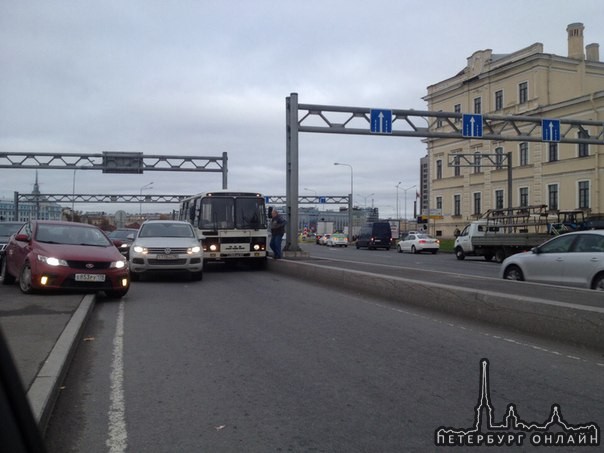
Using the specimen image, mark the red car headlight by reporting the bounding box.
[37,255,68,267]
[110,260,127,269]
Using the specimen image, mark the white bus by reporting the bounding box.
[179,191,268,267]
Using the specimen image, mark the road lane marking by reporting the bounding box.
[107,300,127,453]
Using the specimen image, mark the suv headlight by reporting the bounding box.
[188,246,201,254]
[132,245,147,254]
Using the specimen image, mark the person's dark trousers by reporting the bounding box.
[270,234,283,259]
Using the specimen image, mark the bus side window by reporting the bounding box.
[189,205,195,223]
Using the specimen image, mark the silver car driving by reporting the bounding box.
[500,230,604,290]
[129,220,203,281]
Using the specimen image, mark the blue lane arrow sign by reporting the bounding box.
[462,114,483,137]
[319,196,326,203]
[542,119,561,142]
[370,109,393,134]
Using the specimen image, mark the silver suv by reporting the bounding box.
[129,220,203,281]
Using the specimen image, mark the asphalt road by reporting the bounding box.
[44,264,604,452]
[303,241,501,278]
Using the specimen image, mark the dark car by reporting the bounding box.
[584,214,604,230]
[355,222,392,250]
[0,221,24,268]
[1,220,130,298]
[107,228,138,259]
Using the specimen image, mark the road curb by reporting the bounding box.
[268,259,604,352]
[27,293,95,434]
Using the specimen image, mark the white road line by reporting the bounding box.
[107,300,127,453]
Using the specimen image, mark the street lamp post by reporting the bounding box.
[72,168,77,221]
[139,182,154,220]
[303,187,317,202]
[402,184,416,233]
[395,181,402,236]
[357,192,374,208]
[334,162,353,241]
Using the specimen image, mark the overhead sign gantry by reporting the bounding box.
[285,92,604,253]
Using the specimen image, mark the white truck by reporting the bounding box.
[316,221,334,236]
[454,205,553,263]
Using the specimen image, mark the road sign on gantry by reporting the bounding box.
[370,109,392,134]
[462,114,483,138]
[542,119,561,142]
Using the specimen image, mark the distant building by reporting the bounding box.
[0,173,62,221]
[423,23,604,237]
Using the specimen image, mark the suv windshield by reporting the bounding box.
[139,223,195,238]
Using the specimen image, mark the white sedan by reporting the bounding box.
[397,233,440,254]
[326,233,348,247]
[500,230,604,290]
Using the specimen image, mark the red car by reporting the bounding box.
[1,221,130,298]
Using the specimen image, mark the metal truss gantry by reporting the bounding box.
[0,151,228,188]
[286,92,604,252]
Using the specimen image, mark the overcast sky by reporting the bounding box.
[1,1,603,218]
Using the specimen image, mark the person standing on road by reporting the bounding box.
[269,208,286,259]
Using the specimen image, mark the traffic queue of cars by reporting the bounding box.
[2,219,603,295]
[0,219,205,297]
[312,222,603,292]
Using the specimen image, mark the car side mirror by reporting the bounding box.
[14,233,29,242]
[532,247,540,254]
[127,234,135,240]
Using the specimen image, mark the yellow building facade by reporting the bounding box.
[423,23,604,237]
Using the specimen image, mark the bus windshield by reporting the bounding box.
[199,196,266,230]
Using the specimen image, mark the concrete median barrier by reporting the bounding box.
[268,259,604,352]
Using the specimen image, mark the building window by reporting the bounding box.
[548,184,558,211]
[519,81,528,104]
[495,90,503,111]
[453,154,461,176]
[519,142,529,166]
[474,152,481,173]
[495,147,504,170]
[436,110,443,128]
[454,104,461,123]
[495,189,504,210]
[519,187,529,207]
[473,193,481,216]
[578,181,590,209]
[578,130,589,157]
[548,143,558,162]
[436,196,443,210]
[436,159,442,179]
[474,97,481,114]
[454,194,461,216]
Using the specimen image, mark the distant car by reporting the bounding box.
[0,221,24,268]
[318,234,331,245]
[129,220,203,281]
[326,233,348,247]
[397,233,440,254]
[107,228,138,259]
[500,230,604,290]
[1,221,130,298]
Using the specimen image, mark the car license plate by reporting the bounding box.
[75,274,106,282]
[156,254,177,260]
